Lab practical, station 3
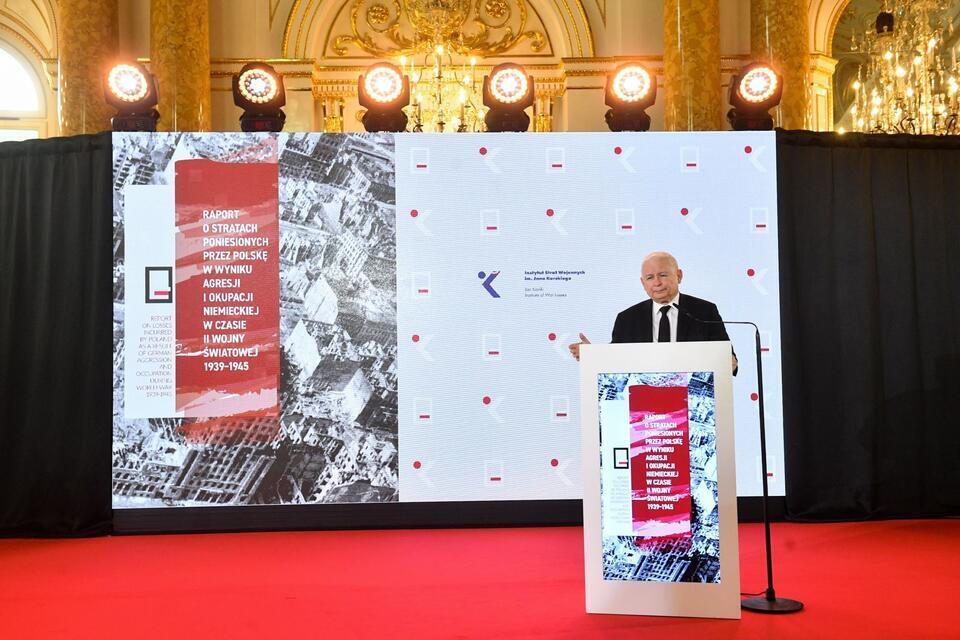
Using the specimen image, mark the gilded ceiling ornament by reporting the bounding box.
[333,0,545,57]
[484,0,509,21]
[367,3,391,26]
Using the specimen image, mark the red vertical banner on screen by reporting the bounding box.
[174,159,280,418]
[628,384,691,538]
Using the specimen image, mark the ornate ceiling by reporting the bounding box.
[281,0,596,59]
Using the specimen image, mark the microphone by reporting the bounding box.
[672,303,759,334]
[672,303,742,373]
[673,303,801,613]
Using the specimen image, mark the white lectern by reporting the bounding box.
[579,341,741,619]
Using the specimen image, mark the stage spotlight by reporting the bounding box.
[604,63,657,132]
[358,62,410,133]
[232,62,286,132]
[104,62,159,132]
[483,63,534,132]
[726,62,783,131]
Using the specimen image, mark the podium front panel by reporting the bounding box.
[580,342,740,619]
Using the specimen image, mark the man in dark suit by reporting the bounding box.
[568,251,738,373]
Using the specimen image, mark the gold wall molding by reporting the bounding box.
[536,76,567,97]
[0,22,46,62]
[564,68,616,76]
[312,80,358,99]
[330,0,546,58]
[517,63,564,70]
[211,86,316,92]
[810,0,853,56]
[824,0,848,56]
[557,0,582,57]
[561,55,661,63]
[42,0,57,55]
[120,57,316,78]
[809,52,838,73]
[283,0,594,58]
[21,0,55,44]
[210,57,315,64]
[282,0,303,54]
[808,51,838,130]
[0,0,57,56]
[565,58,751,77]
[313,61,563,72]
[270,0,284,28]
[0,10,47,55]
[210,70,313,78]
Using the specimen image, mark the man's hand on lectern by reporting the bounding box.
[568,333,590,361]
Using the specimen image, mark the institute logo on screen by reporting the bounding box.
[145,266,173,303]
[478,270,501,298]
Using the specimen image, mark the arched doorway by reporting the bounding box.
[828,0,960,132]
[0,42,48,141]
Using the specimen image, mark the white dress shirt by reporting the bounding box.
[652,294,680,342]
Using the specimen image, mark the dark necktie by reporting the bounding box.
[658,306,671,342]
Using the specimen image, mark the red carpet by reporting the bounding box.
[0,520,956,639]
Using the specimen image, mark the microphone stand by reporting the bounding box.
[673,304,803,613]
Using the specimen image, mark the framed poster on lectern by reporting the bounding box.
[579,342,741,619]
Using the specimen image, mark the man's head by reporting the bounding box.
[641,251,683,303]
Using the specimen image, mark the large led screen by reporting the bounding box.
[112,131,782,508]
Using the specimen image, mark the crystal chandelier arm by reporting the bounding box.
[846,0,960,134]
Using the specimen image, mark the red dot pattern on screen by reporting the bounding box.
[402,142,771,489]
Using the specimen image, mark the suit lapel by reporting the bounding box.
[638,299,653,342]
[676,293,689,341]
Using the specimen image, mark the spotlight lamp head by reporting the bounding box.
[103,62,159,132]
[482,63,534,132]
[604,62,657,132]
[358,62,410,133]
[232,62,286,132]
[726,62,783,131]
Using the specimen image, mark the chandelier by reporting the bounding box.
[399,47,485,132]
[847,0,959,135]
[335,0,546,133]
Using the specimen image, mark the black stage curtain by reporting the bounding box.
[0,133,113,536]
[777,130,960,520]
